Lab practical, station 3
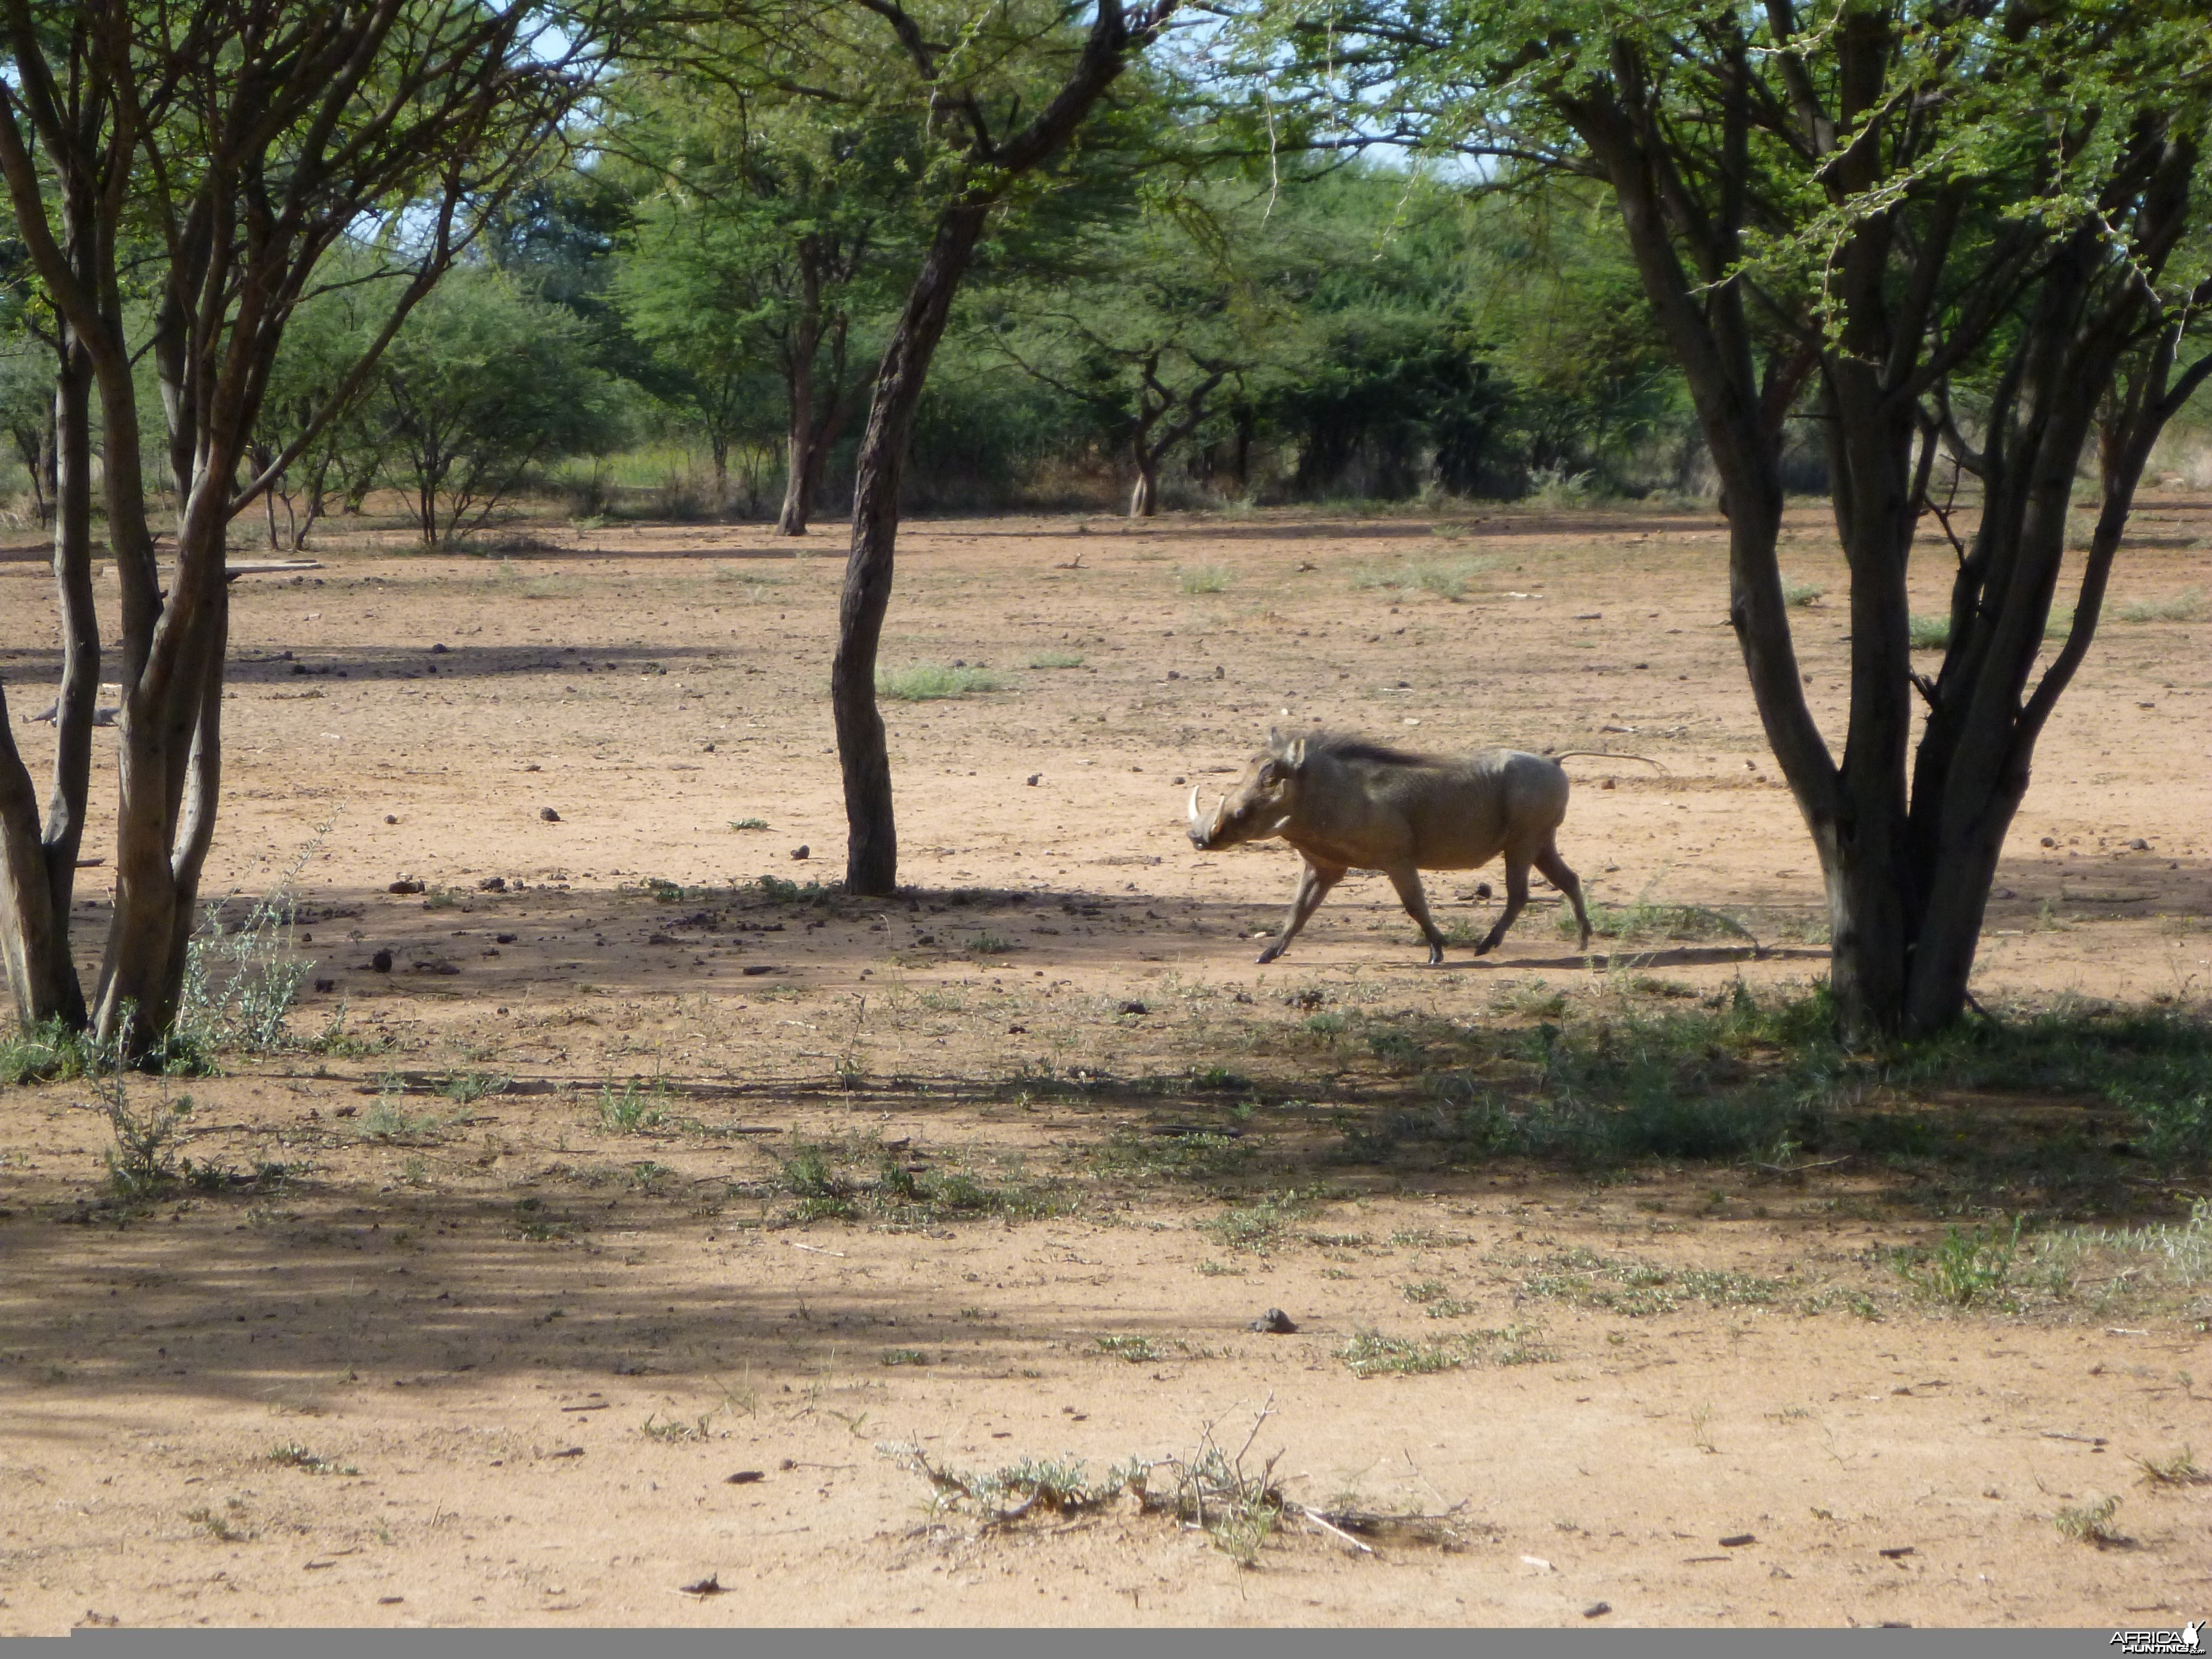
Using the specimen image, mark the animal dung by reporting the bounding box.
[1248,1308,1298,1334]
[539,806,561,822]
[369,950,393,973]
[789,844,809,860]
[387,879,423,894]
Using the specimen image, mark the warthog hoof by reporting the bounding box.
[1254,944,1284,964]
[1426,946,1445,965]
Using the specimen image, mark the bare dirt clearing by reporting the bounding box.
[2,500,2209,1629]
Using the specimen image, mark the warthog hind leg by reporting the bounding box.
[1535,843,1592,951]
[1475,857,1532,956]
[1256,858,1344,963]
[1384,865,1449,964]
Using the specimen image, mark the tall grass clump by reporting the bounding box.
[1177,564,1232,594]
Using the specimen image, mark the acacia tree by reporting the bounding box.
[979,192,1287,515]
[0,0,614,1051]
[1279,0,2212,1037]
[693,0,1178,890]
[611,86,920,530]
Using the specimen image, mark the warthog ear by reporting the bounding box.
[1285,736,1308,770]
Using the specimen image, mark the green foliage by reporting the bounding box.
[369,267,625,544]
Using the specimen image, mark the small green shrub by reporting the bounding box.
[2052,1494,2122,1545]
[1028,650,1084,669]
[1909,614,1950,650]
[1895,1216,2022,1308]
[1177,564,1232,594]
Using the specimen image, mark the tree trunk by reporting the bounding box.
[778,242,824,537]
[38,335,98,1024]
[95,455,231,1050]
[711,436,730,518]
[833,203,990,895]
[0,334,89,1024]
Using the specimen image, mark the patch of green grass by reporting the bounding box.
[1028,650,1085,669]
[1177,564,1232,594]
[880,1348,927,1368]
[964,932,1014,955]
[0,1018,102,1086]
[877,663,1003,700]
[776,1138,1061,1227]
[1340,1325,1548,1376]
[269,1443,357,1476]
[728,817,770,831]
[2117,586,2205,623]
[1894,1215,2022,1308]
[1095,1334,1162,1364]
[436,1068,508,1105]
[1781,578,1824,607]
[184,1504,249,1542]
[1520,1248,1783,1316]
[1091,1125,1250,1182]
[1909,614,1950,650]
[597,1078,670,1134]
[1200,1193,1313,1255]
[352,1097,460,1143]
[1349,555,1498,600]
[1400,1280,1477,1318]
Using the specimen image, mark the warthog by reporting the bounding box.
[1187,729,1596,965]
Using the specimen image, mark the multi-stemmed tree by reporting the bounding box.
[1274,0,2212,1037]
[0,0,618,1051]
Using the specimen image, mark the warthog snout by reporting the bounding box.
[1186,785,1226,848]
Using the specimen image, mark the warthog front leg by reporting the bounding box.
[1256,858,1344,963]
[1384,865,1450,965]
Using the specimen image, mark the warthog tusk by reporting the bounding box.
[1214,792,1228,832]
[1187,785,1202,826]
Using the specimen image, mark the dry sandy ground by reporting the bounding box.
[1,498,2208,1631]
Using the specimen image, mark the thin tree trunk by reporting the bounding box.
[38,335,97,1025]
[833,203,990,895]
[711,436,729,518]
[778,243,824,537]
